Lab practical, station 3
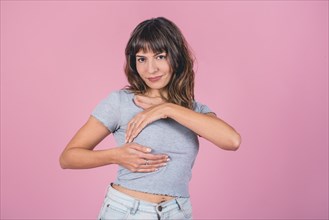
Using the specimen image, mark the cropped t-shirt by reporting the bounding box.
[91,90,212,197]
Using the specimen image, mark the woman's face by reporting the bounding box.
[135,50,173,96]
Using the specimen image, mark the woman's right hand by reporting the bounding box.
[60,116,169,171]
[114,143,169,173]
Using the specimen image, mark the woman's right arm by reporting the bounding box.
[59,116,168,172]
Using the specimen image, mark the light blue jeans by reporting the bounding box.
[98,184,193,220]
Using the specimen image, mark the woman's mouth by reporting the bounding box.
[147,76,162,82]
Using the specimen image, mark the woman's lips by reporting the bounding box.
[148,76,162,82]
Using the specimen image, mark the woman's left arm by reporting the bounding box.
[126,100,241,151]
[166,104,240,151]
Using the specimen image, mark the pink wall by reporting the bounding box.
[1,1,328,219]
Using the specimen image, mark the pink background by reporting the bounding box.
[1,1,328,219]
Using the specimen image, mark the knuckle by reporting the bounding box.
[132,163,139,169]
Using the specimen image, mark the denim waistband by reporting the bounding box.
[106,184,189,214]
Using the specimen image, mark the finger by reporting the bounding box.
[136,95,164,106]
[128,121,148,143]
[133,150,169,165]
[126,113,147,143]
[135,168,159,173]
[139,161,168,168]
[135,95,152,105]
[139,159,168,169]
[125,122,132,143]
[137,157,167,165]
[142,153,169,161]
[126,120,139,143]
[136,101,150,110]
[134,96,149,109]
[136,160,168,172]
[148,159,169,168]
[137,158,150,166]
[129,144,152,153]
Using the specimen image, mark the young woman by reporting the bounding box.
[60,17,241,220]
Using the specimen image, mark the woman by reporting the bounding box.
[60,17,241,220]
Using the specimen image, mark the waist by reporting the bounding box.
[112,183,176,204]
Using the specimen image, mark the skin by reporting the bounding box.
[59,117,168,172]
[59,49,241,203]
[134,51,172,96]
[126,50,241,150]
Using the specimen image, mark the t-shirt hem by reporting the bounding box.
[113,181,190,198]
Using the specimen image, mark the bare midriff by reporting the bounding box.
[112,184,175,204]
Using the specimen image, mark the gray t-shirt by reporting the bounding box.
[91,90,212,197]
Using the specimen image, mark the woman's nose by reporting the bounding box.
[147,59,159,74]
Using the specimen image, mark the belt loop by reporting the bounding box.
[104,184,112,198]
[130,199,140,215]
[175,198,182,210]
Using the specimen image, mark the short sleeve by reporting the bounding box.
[91,91,121,133]
[193,101,214,114]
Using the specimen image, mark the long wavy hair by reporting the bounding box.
[124,17,195,109]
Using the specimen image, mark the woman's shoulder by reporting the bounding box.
[107,89,134,98]
[102,89,134,105]
[193,100,213,114]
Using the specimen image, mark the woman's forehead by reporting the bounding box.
[133,40,166,54]
[136,49,166,56]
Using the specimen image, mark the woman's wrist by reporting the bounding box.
[163,103,176,119]
[105,147,121,165]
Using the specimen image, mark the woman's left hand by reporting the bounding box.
[126,95,168,143]
[133,94,165,109]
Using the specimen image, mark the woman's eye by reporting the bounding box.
[137,57,145,63]
[157,55,166,60]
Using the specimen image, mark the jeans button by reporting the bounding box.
[158,205,163,212]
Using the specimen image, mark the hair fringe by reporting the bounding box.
[124,17,195,109]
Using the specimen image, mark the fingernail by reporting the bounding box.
[162,163,167,166]
[166,158,170,161]
[154,168,158,171]
[147,148,152,152]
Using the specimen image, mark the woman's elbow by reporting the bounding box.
[218,132,241,151]
[59,151,71,169]
[230,132,241,151]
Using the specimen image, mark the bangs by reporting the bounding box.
[128,25,169,55]
[124,17,195,109]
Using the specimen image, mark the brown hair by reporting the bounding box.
[124,17,195,109]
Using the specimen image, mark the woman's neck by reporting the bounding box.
[145,89,168,99]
